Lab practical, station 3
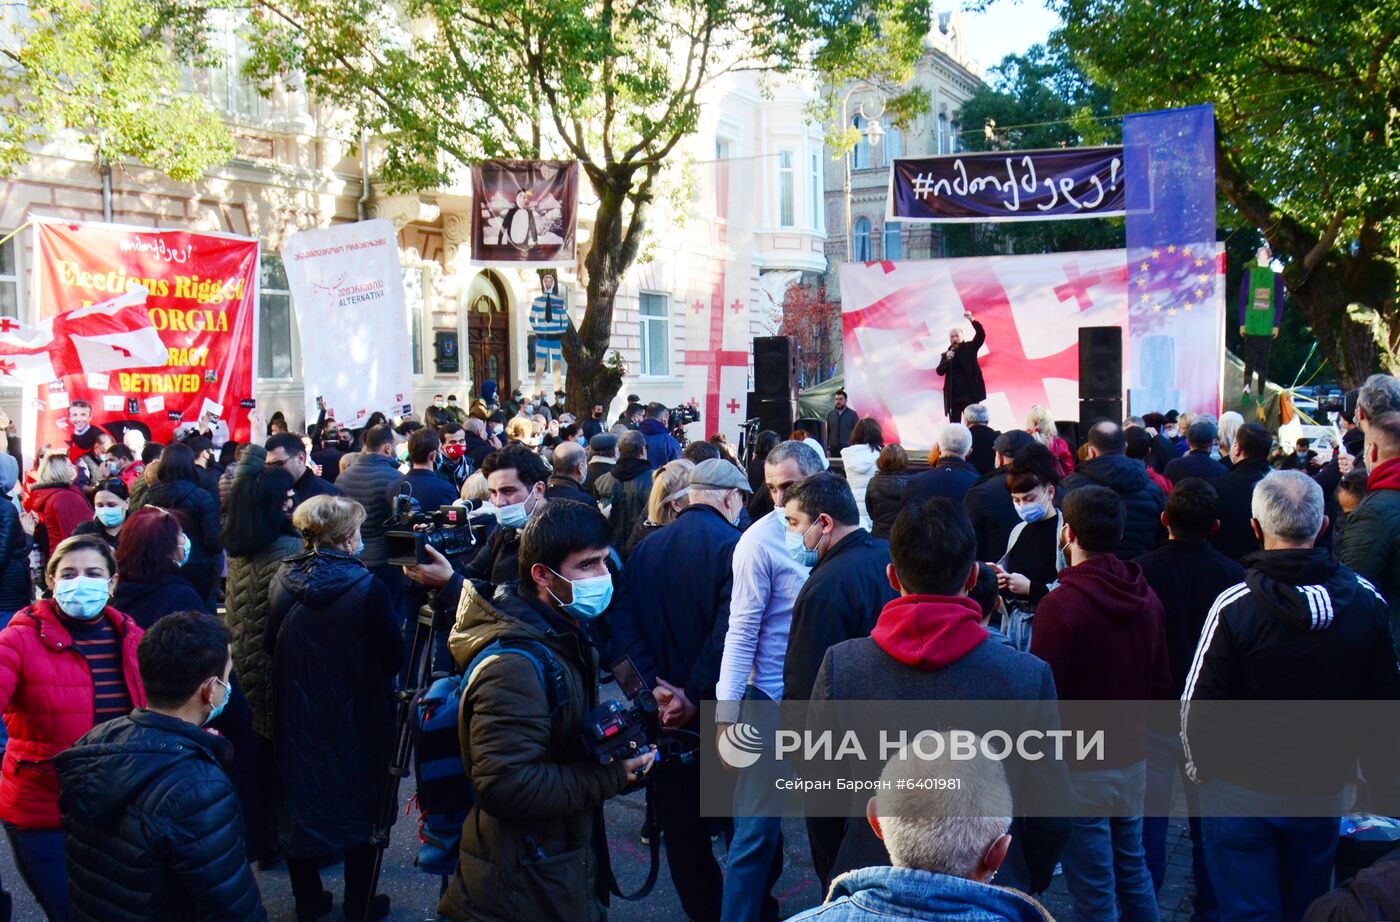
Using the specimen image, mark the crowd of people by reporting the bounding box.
[0,370,1395,922]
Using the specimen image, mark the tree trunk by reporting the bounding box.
[1215,134,1397,386]
[561,164,652,417]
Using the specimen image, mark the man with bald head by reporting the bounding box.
[1063,420,1166,558]
[545,439,597,508]
[935,310,987,424]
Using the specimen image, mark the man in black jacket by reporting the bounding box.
[1183,470,1400,922]
[56,612,268,922]
[935,310,986,423]
[906,423,979,505]
[1163,419,1228,485]
[825,389,858,454]
[1210,421,1273,562]
[781,471,897,703]
[266,431,340,510]
[610,458,751,921]
[336,424,406,625]
[1063,421,1166,559]
[965,429,1036,562]
[1133,478,1243,916]
[459,418,496,470]
[545,441,598,508]
[962,404,1001,474]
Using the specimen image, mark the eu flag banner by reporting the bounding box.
[888,147,1126,222]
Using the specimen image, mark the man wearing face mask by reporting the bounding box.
[546,441,598,508]
[266,431,340,510]
[55,611,268,921]
[403,446,551,616]
[440,501,655,921]
[607,457,751,921]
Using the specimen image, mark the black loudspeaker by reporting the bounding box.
[1078,326,1123,400]
[1079,398,1123,431]
[754,398,797,437]
[753,336,797,400]
[794,416,827,446]
[1055,420,1082,452]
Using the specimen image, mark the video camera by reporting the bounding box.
[581,657,697,775]
[667,403,701,447]
[384,492,491,566]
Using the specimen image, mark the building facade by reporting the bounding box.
[0,51,826,447]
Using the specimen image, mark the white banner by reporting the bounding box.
[281,219,413,429]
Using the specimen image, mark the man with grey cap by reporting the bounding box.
[965,429,1038,563]
[585,432,618,495]
[609,456,752,922]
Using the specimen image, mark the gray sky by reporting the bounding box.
[959,0,1062,74]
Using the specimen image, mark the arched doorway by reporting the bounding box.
[465,270,512,399]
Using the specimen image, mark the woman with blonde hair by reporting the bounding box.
[24,449,91,563]
[267,495,403,921]
[1025,404,1075,477]
[626,459,694,558]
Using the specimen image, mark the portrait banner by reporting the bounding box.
[26,219,258,456]
[280,219,413,429]
[471,160,579,267]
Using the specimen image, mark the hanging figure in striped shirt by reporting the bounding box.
[530,272,568,401]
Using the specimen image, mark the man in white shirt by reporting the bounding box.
[716,439,825,922]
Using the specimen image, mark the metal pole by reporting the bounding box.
[842,89,853,263]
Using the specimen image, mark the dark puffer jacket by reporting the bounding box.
[440,581,630,922]
[332,452,402,568]
[0,499,31,613]
[1063,454,1167,559]
[132,480,222,599]
[1340,458,1400,646]
[109,573,209,629]
[266,550,402,859]
[864,472,909,541]
[225,533,303,739]
[54,709,268,922]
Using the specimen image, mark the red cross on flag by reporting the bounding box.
[840,249,1129,450]
[682,259,750,442]
[0,286,166,385]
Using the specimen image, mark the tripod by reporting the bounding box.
[364,602,440,919]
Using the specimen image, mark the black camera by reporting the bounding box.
[580,657,697,774]
[384,494,487,566]
[668,404,700,428]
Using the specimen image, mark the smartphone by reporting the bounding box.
[609,656,648,700]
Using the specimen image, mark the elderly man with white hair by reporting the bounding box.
[1182,469,1400,922]
[1356,372,1400,432]
[788,742,1054,921]
[962,403,1001,475]
[906,423,980,505]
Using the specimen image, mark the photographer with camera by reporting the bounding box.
[439,500,655,921]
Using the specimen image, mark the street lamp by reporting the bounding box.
[842,93,886,262]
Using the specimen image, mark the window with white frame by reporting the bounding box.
[883,223,903,261]
[810,151,824,231]
[885,126,904,160]
[937,114,949,154]
[208,10,263,118]
[852,115,871,170]
[0,235,19,320]
[949,121,960,152]
[778,150,796,227]
[853,218,873,261]
[715,138,732,221]
[257,256,294,379]
[639,292,670,376]
[402,265,426,376]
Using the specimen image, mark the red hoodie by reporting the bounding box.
[1368,456,1400,492]
[1031,555,1172,766]
[870,595,988,669]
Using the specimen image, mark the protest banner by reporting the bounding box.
[25,219,258,456]
[280,219,413,429]
[888,147,1126,222]
[471,160,579,266]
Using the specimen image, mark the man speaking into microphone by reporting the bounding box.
[936,310,987,423]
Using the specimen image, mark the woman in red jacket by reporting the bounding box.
[23,450,92,567]
[0,534,145,921]
[1026,404,1076,479]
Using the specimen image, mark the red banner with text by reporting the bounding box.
[30,220,258,456]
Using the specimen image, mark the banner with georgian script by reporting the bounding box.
[28,219,258,454]
[281,219,413,429]
[888,147,1126,222]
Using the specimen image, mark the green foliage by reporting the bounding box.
[943,40,1122,256]
[1049,0,1399,380]
[0,0,234,180]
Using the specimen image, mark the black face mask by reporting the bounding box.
[592,411,603,419]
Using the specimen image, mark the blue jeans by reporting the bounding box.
[1142,731,1215,920]
[1061,761,1159,922]
[4,825,66,922]
[1198,781,1339,922]
[721,686,784,922]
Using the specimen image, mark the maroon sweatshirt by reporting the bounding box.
[1031,554,1172,767]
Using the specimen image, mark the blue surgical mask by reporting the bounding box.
[785,524,819,568]
[495,490,538,530]
[353,536,365,556]
[95,506,126,528]
[178,534,192,567]
[54,576,110,620]
[205,677,229,725]
[1015,501,1048,524]
[548,569,614,620]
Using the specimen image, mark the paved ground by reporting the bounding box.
[0,774,1203,920]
